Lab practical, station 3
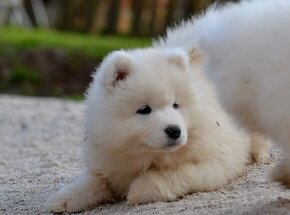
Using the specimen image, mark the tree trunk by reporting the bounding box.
[131,0,143,35]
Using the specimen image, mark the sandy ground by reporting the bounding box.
[1,95,290,215]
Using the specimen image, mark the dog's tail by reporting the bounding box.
[153,18,197,53]
[153,3,222,64]
[153,17,202,63]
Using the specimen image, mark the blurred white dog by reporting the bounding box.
[195,0,290,186]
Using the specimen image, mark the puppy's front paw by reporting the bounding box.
[271,159,290,188]
[46,174,114,213]
[46,191,84,213]
[47,189,114,213]
[127,176,161,205]
[127,175,165,205]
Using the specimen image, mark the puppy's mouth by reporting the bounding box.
[166,141,179,147]
[158,140,185,152]
[142,138,187,153]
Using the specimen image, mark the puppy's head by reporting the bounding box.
[87,48,195,153]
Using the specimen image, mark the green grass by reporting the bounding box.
[8,64,41,85]
[0,27,151,59]
[64,94,84,101]
[0,27,151,97]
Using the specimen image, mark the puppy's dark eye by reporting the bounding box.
[173,103,179,109]
[137,105,152,115]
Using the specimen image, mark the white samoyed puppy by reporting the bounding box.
[194,0,290,186]
[47,28,269,213]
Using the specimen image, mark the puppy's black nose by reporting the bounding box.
[165,125,181,140]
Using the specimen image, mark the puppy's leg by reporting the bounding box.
[127,161,237,205]
[46,171,113,213]
[250,133,270,163]
[271,154,290,188]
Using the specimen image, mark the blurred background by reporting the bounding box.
[0,0,238,99]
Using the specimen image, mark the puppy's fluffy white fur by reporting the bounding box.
[194,0,290,186]
[47,15,269,212]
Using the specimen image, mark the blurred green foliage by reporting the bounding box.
[64,95,85,101]
[0,27,151,99]
[0,27,150,59]
[8,64,41,84]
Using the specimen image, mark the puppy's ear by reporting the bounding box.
[96,51,133,92]
[163,49,189,70]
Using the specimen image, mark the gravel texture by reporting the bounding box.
[1,95,290,215]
